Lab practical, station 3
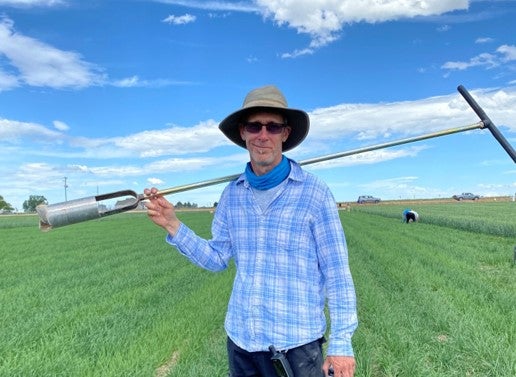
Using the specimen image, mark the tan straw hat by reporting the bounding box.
[218,85,310,151]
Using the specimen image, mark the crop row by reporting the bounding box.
[350,201,516,237]
[0,206,514,376]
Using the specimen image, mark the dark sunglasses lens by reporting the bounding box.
[266,124,284,134]
[244,122,285,134]
[245,122,263,133]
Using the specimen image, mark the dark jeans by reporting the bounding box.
[405,212,416,222]
[227,337,325,377]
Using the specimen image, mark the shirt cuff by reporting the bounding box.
[166,222,186,247]
[327,333,354,356]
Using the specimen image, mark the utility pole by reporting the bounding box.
[64,177,68,202]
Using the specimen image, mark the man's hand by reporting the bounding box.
[144,187,181,236]
[323,355,355,377]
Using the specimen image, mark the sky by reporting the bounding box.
[1,0,515,211]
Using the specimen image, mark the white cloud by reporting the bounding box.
[475,37,493,44]
[287,86,516,167]
[255,0,469,55]
[442,52,498,71]
[148,177,165,185]
[0,0,65,6]
[1,116,229,160]
[497,45,516,62]
[113,76,140,87]
[442,44,516,73]
[157,0,470,56]
[0,69,19,91]
[53,120,70,131]
[0,17,106,90]
[0,17,195,91]
[162,13,197,24]
[111,75,194,88]
[114,120,228,157]
[0,118,64,141]
[155,0,258,12]
[281,47,314,59]
[308,146,429,169]
[3,87,515,166]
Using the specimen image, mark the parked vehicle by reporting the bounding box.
[357,195,381,204]
[452,192,480,201]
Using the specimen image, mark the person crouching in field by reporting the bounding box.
[403,208,419,223]
[145,85,358,377]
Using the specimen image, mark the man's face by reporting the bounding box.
[239,112,291,175]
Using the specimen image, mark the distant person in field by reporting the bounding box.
[403,209,419,223]
[145,85,358,377]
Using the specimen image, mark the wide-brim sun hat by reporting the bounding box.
[218,85,310,152]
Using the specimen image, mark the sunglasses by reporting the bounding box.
[242,121,287,134]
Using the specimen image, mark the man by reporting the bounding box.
[145,85,358,377]
[403,208,419,223]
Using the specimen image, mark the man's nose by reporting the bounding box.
[257,126,270,137]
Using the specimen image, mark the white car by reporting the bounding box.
[357,195,381,204]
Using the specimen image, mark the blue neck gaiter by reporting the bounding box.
[245,155,291,190]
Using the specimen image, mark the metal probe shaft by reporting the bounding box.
[148,121,485,199]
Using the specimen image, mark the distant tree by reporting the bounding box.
[22,195,48,213]
[175,201,198,209]
[0,195,14,212]
[184,201,198,209]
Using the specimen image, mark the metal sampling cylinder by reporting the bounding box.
[36,190,140,231]
[37,196,101,231]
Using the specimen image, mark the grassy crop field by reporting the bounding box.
[0,201,514,376]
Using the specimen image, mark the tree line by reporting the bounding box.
[0,195,215,213]
[0,195,47,213]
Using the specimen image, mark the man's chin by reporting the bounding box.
[251,152,275,166]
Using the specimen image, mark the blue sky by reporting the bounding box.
[1,0,515,211]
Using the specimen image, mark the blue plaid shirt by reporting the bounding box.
[167,160,357,356]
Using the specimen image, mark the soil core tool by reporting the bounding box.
[36,85,515,231]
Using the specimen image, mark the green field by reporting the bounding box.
[0,202,514,376]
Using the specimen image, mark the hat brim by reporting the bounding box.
[218,106,310,152]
